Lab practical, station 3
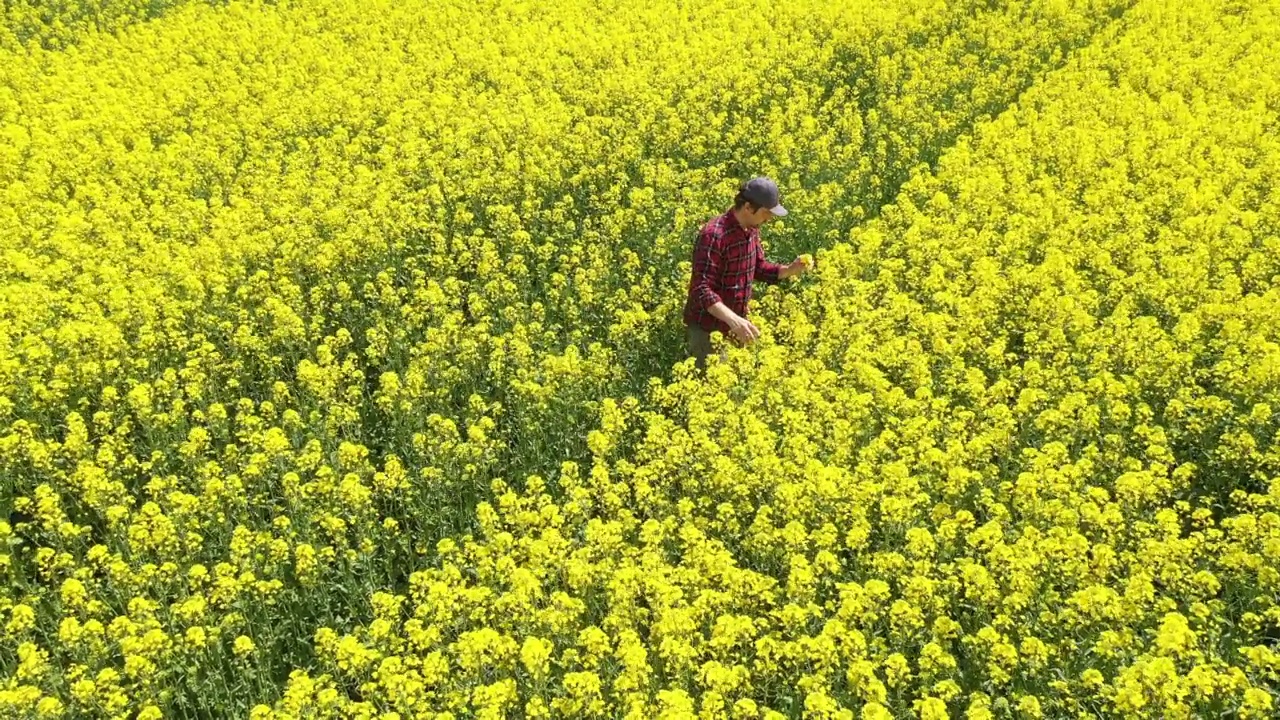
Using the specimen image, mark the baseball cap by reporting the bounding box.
[740,176,788,217]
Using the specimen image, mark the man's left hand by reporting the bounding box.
[783,255,814,279]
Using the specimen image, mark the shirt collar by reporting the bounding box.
[724,207,753,234]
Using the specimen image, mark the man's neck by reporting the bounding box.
[732,207,753,229]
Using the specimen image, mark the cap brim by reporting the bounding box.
[770,204,788,217]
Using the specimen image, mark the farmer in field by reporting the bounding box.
[683,176,813,371]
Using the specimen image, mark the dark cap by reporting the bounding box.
[739,176,788,217]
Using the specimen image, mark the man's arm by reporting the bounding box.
[692,229,757,341]
[705,300,758,343]
[691,227,725,310]
[706,301,740,324]
[754,240,784,284]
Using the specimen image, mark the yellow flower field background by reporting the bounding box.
[2,0,1278,717]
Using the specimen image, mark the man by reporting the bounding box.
[682,176,812,371]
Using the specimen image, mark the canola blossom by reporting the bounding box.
[2,0,1278,717]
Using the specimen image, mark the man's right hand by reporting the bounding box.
[707,301,760,346]
[726,314,760,345]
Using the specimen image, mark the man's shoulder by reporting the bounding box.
[700,209,735,236]
[698,215,729,242]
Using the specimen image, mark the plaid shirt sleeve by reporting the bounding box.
[754,238,783,284]
[690,226,725,310]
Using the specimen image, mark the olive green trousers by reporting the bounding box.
[686,324,729,371]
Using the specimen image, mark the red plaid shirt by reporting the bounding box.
[683,207,783,335]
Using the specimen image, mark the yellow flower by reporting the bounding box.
[35,696,64,718]
[915,697,949,720]
[233,635,257,658]
[520,637,553,681]
[1015,695,1042,719]
[1240,688,1274,719]
[860,702,893,720]
[186,626,209,649]
[6,604,35,635]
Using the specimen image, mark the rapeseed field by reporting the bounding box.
[2,0,1277,718]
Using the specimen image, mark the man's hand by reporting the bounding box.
[726,314,760,345]
[708,301,760,345]
[782,254,814,279]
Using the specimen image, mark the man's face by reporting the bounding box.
[744,204,774,227]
